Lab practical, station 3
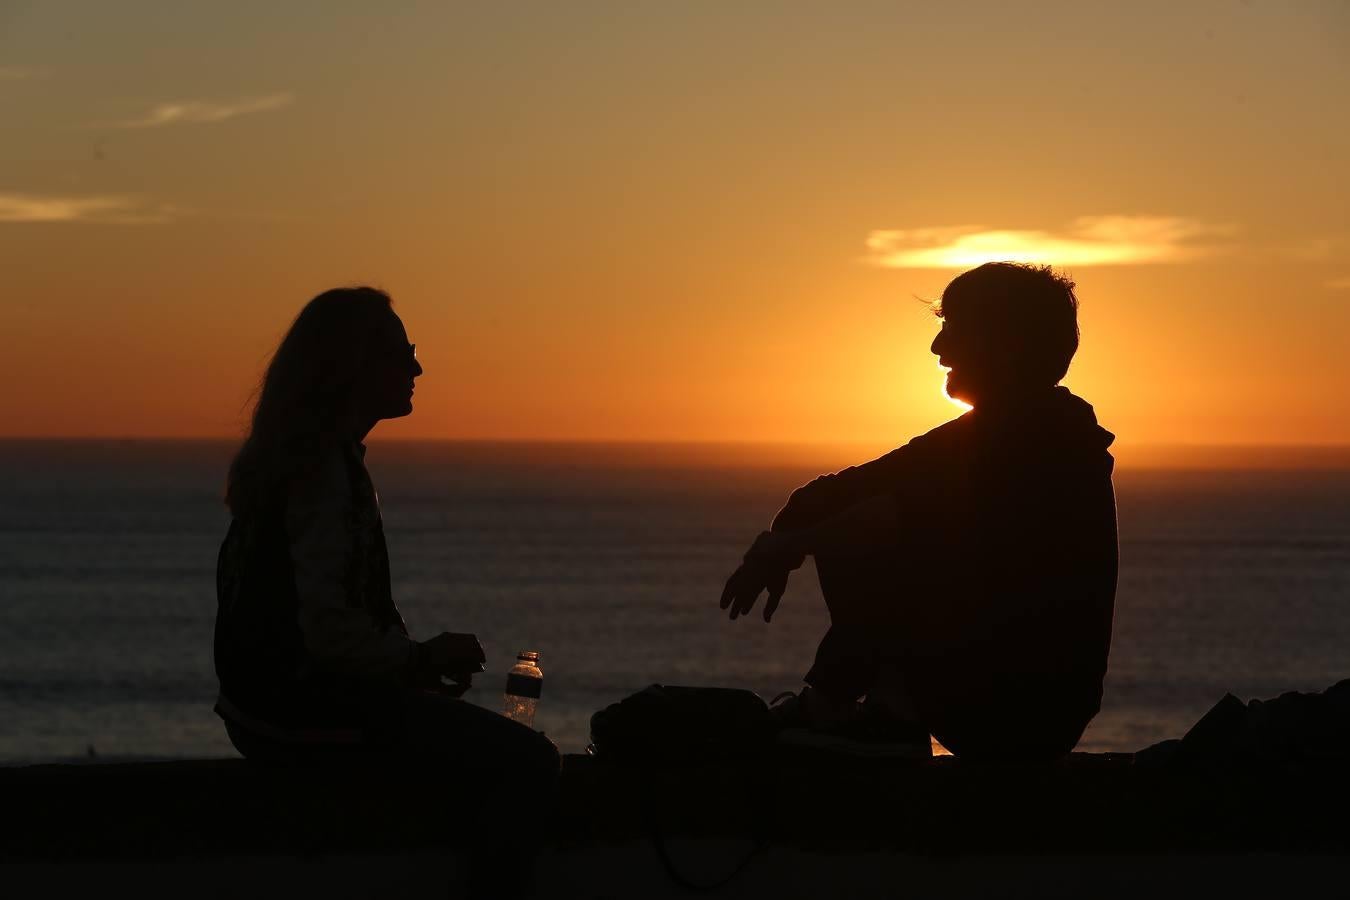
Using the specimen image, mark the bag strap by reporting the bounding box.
[637,770,772,891]
[648,829,769,892]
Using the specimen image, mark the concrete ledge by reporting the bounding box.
[4,751,1348,861]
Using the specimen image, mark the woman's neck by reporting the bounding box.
[343,410,379,445]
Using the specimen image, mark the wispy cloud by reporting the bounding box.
[1327,276,1350,291]
[866,215,1238,268]
[111,92,294,128]
[1286,235,1350,262]
[0,193,179,224]
[0,66,43,81]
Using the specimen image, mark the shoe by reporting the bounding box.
[768,690,810,729]
[769,685,860,731]
[777,707,932,761]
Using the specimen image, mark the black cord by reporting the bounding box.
[639,772,771,892]
[648,828,770,893]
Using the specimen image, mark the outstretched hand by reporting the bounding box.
[719,531,802,622]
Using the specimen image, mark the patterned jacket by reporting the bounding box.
[214,441,415,728]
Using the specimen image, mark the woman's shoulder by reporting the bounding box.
[287,440,361,508]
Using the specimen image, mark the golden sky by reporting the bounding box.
[2,1,1348,447]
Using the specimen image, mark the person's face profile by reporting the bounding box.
[363,313,423,421]
[930,306,1011,407]
[931,316,976,405]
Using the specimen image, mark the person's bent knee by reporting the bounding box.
[519,726,561,780]
[486,711,559,773]
[511,722,557,761]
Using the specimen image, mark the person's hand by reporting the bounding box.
[418,632,486,678]
[435,672,475,698]
[719,531,801,622]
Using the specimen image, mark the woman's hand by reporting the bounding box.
[418,632,487,678]
[434,672,475,698]
[719,531,804,623]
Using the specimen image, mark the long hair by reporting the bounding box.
[225,287,394,517]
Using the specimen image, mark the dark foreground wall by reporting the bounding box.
[4,751,1349,861]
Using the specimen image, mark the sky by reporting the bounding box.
[2,0,1348,448]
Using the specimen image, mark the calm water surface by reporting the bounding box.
[1,440,1347,762]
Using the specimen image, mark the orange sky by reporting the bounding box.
[2,2,1348,448]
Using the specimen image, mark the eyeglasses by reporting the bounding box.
[382,342,416,358]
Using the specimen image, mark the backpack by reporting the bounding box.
[588,684,775,890]
[588,684,774,763]
[1136,679,1350,770]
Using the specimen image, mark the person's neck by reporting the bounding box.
[347,413,379,445]
[969,382,1055,412]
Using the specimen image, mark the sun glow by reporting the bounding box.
[866,216,1238,269]
[946,393,973,411]
[938,365,972,411]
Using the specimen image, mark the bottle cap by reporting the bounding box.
[517,650,540,662]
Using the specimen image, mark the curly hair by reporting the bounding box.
[934,262,1080,385]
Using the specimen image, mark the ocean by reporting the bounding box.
[1,439,1347,763]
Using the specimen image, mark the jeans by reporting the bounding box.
[225,685,559,780]
[803,552,1090,760]
[224,687,559,897]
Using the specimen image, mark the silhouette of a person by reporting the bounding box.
[214,287,559,787]
[720,263,1118,760]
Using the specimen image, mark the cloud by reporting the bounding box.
[866,215,1239,269]
[0,193,178,224]
[1327,276,1350,290]
[1286,235,1350,262]
[111,92,294,128]
[0,66,43,81]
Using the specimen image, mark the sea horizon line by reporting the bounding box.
[2,436,1348,471]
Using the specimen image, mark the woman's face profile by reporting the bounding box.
[361,312,423,422]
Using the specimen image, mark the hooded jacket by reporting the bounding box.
[776,386,1118,749]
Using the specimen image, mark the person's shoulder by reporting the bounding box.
[906,411,975,453]
[851,412,971,475]
[287,440,356,507]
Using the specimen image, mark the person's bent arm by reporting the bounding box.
[722,493,901,622]
[773,492,900,561]
[770,445,911,532]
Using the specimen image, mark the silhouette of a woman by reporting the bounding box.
[214,287,558,783]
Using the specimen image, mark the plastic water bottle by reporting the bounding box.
[501,650,543,728]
